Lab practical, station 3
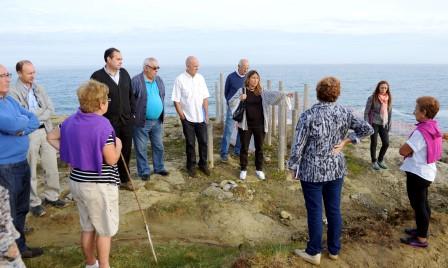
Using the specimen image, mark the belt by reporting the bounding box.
[39,124,45,129]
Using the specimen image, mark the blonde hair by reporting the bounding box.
[77,80,109,113]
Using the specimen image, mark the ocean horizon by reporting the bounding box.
[19,64,448,131]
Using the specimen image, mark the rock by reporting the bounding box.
[280,211,292,220]
[202,185,234,200]
[232,185,255,201]
[220,180,238,191]
[161,172,185,185]
[151,180,171,193]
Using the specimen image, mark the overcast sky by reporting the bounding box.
[1,0,448,66]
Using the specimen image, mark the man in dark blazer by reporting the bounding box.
[91,48,136,190]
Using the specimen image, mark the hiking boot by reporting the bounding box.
[255,170,266,180]
[377,161,388,169]
[21,247,44,258]
[187,168,197,177]
[199,166,211,176]
[43,198,68,208]
[294,249,321,265]
[372,162,381,170]
[400,237,428,248]
[404,228,418,237]
[120,181,136,191]
[220,155,229,162]
[30,205,46,217]
[329,253,339,260]
[141,175,150,181]
[155,170,169,176]
[239,170,247,181]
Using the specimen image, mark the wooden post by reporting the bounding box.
[220,73,225,124]
[207,122,214,168]
[303,83,309,111]
[266,80,272,145]
[291,92,300,147]
[278,81,286,170]
[215,81,221,124]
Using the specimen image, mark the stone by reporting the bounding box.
[280,210,292,220]
[202,185,234,200]
[219,180,238,191]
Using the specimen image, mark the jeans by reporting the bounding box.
[133,119,166,177]
[181,119,208,170]
[301,177,343,256]
[239,127,265,171]
[370,123,389,163]
[0,160,31,253]
[220,106,241,158]
[113,122,133,183]
[406,172,432,238]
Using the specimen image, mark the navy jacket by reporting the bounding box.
[131,72,165,127]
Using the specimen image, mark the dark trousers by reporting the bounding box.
[370,123,389,163]
[0,160,31,252]
[181,119,208,170]
[301,178,344,256]
[239,127,265,171]
[113,122,133,183]
[406,172,432,238]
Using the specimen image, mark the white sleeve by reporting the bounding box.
[171,78,181,102]
[406,130,425,153]
[202,76,210,99]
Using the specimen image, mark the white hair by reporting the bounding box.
[142,57,158,69]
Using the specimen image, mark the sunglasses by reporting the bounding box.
[145,65,160,70]
[0,73,12,78]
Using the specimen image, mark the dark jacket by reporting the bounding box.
[131,72,165,127]
[90,68,135,127]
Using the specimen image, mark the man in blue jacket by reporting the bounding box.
[0,64,43,258]
[220,59,249,161]
[131,57,168,181]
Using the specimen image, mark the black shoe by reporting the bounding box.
[43,198,68,208]
[155,170,169,176]
[187,168,197,177]
[141,175,150,181]
[199,166,211,176]
[22,247,44,258]
[30,205,46,217]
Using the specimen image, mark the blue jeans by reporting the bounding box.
[133,119,166,177]
[220,105,241,158]
[0,160,31,253]
[300,178,343,256]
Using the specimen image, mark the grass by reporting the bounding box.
[23,241,304,268]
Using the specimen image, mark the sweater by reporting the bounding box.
[224,71,245,103]
[415,119,442,163]
[90,68,135,127]
[0,96,39,164]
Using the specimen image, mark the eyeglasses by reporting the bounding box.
[145,65,160,70]
[0,73,12,78]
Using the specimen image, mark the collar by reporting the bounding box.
[104,66,120,76]
[236,70,245,78]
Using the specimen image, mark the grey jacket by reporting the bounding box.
[9,79,54,132]
[364,95,392,129]
[229,88,287,133]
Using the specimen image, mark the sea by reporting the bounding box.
[32,64,448,132]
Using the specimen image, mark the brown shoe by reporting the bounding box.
[120,181,137,191]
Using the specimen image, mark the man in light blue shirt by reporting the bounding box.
[131,57,168,181]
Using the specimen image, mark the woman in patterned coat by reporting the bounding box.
[288,76,373,265]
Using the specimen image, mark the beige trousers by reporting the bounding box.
[28,128,60,207]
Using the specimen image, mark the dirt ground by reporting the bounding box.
[26,117,448,267]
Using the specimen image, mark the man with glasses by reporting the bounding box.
[0,64,43,258]
[131,57,168,181]
[172,56,210,177]
[220,59,249,161]
[91,48,136,191]
[9,60,65,218]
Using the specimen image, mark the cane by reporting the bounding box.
[120,153,158,263]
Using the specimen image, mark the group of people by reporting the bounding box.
[0,48,446,267]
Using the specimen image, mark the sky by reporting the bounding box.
[1,0,448,66]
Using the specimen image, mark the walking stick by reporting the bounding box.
[120,154,158,263]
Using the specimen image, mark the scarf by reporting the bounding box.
[377,93,389,126]
[60,109,115,174]
[415,119,442,164]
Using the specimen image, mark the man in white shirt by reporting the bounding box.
[172,56,210,177]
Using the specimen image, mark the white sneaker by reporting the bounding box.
[85,260,99,268]
[329,253,339,260]
[294,249,321,265]
[239,171,247,180]
[255,170,266,180]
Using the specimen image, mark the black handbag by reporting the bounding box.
[232,88,246,122]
